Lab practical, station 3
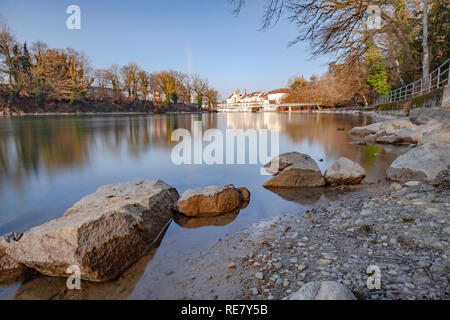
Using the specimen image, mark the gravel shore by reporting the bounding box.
[180,181,449,300]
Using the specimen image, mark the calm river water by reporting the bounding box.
[0,112,402,299]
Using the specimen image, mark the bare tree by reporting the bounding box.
[204,87,219,108]
[422,0,429,80]
[229,0,421,66]
[105,64,121,100]
[190,74,209,107]
[94,68,108,100]
[137,70,150,100]
[120,62,139,100]
[0,25,15,85]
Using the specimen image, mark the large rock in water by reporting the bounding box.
[348,122,383,137]
[289,281,356,300]
[264,152,310,175]
[387,142,450,182]
[6,180,179,282]
[263,155,326,187]
[176,185,249,216]
[324,157,366,186]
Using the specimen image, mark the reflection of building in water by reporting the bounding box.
[225,112,281,130]
[263,113,281,130]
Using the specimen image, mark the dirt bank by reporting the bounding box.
[0,96,211,115]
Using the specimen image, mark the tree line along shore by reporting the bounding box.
[0,25,219,115]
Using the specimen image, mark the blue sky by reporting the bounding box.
[0,0,330,99]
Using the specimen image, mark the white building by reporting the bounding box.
[226,89,242,104]
[266,88,289,104]
[240,90,267,104]
[218,88,290,111]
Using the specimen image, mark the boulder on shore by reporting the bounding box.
[349,117,448,146]
[177,185,249,217]
[6,179,179,282]
[324,158,366,186]
[409,107,450,125]
[375,127,423,144]
[348,122,383,137]
[418,120,450,146]
[387,142,450,182]
[289,281,356,300]
[349,119,416,137]
[263,155,326,187]
[264,152,310,175]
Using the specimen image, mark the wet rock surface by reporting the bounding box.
[264,152,312,176]
[263,155,326,187]
[176,185,250,216]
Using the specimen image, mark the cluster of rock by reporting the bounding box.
[263,152,366,187]
[348,118,447,145]
[348,117,450,184]
[0,179,251,283]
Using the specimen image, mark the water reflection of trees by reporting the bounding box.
[0,114,218,191]
[0,112,388,192]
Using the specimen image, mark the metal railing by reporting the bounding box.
[376,58,449,106]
